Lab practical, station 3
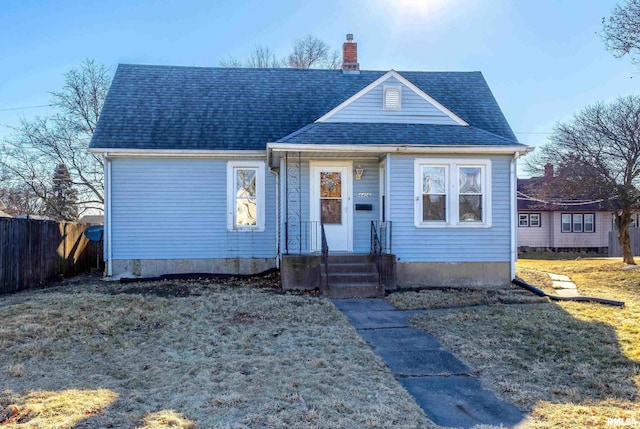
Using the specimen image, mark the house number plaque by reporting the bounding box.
[358,192,372,198]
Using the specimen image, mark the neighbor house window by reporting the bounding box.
[414,159,491,228]
[227,161,265,231]
[519,213,541,227]
[383,85,402,110]
[561,213,594,233]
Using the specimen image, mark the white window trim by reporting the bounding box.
[519,213,541,227]
[227,161,265,232]
[529,213,541,227]
[584,213,595,232]
[562,212,595,233]
[414,158,492,228]
[383,85,402,111]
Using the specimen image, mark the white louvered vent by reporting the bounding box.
[383,85,402,110]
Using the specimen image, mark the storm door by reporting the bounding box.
[310,162,352,252]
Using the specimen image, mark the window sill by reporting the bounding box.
[415,222,492,229]
[228,227,265,233]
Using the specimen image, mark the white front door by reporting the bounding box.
[310,161,352,252]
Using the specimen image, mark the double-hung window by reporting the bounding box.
[519,213,541,227]
[415,159,492,228]
[561,213,594,233]
[227,161,265,231]
[421,165,448,221]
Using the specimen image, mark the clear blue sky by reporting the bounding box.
[1,0,637,165]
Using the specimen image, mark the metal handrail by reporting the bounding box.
[371,221,392,285]
[320,222,329,290]
[371,221,382,285]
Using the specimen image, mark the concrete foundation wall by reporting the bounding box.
[111,258,276,278]
[280,255,322,290]
[396,261,511,288]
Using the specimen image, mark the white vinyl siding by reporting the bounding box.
[325,77,460,125]
[110,158,276,260]
[391,154,510,263]
[517,212,552,248]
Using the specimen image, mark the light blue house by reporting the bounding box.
[89,35,529,296]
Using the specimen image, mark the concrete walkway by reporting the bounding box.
[548,272,579,297]
[333,299,524,428]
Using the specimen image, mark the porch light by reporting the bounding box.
[355,165,364,180]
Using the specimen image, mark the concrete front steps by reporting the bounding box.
[320,254,384,298]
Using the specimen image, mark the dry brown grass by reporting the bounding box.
[403,259,640,428]
[0,276,434,429]
[388,286,547,310]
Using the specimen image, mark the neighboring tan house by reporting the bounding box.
[517,165,623,253]
[89,35,529,295]
[0,209,11,218]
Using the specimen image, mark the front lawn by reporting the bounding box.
[388,259,640,428]
[0,277,433,429]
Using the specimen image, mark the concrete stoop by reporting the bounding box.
[320,255,384,298]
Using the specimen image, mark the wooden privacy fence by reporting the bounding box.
[608,229,640,257]
[0,217,103,294]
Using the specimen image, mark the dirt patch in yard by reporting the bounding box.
[0,276,434,429]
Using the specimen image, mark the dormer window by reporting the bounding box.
[383,85,402,110]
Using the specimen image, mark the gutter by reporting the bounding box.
[267,143,532,155]
[510,151,521,280]
[105,153,113,276]
[89,149,266,158]
[268,164,280,269]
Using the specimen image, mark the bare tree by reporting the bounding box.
[220,45,281,68]
[247,45,281,68]
[526,95,640,264]
[0,185,42,218]
[287,34,339,69]
[602,0,640,66]
[218,56,244,67]
[324,48,342,70]
[0,59,109,219]
[220,35,339,69]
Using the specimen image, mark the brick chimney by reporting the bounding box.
[544,163,554,179]
[342,34,360,74]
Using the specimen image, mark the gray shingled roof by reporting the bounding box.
[90,64,519,150]
[517,178,612,211]
[277,123,517,145]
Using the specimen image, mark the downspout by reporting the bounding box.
[267,145,280,269]
[105,153,113,276]
[510,151,521,280]
[269,164,280,269]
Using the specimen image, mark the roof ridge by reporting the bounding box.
[117,63,483,75]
